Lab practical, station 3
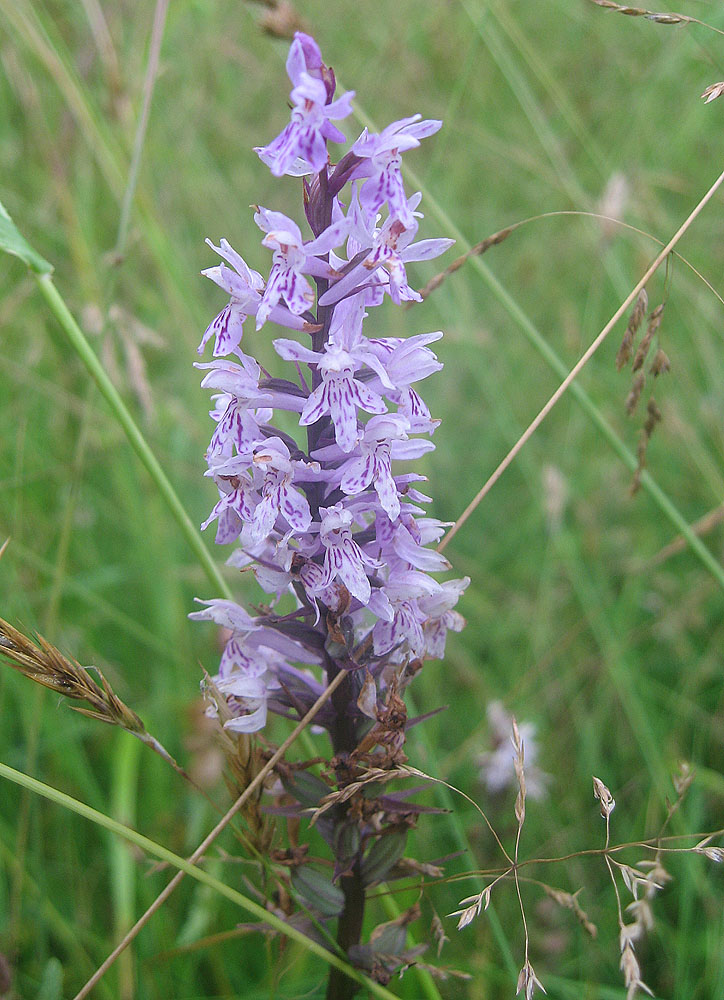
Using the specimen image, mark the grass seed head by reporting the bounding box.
[592,776,616,818]
[649,348,670,377]
[702,82,724,103]
[516,959,546,999]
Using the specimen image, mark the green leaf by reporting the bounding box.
[0,196,53,274]
[361,831,408,887]
[281,769,331,808]
[292,865,345,917]
[37,958,63,1000]
[334,820,361,867]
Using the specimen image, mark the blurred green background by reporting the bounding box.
[1,0,724,997]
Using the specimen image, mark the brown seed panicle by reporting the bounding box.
[616,288,649,371]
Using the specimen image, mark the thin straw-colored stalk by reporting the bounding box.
[1,0,204,330]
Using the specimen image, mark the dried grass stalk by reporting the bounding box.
[542,885,598,938]
[590,0,695,26]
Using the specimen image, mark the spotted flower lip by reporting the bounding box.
[336,414,411,521]
[314,502,381,604]
[200,238,312,356]
[198,238,263,358]
[249,437,316,541]
[273,338,387,453]
[253,208,349,329]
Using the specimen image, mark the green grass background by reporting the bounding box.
[1,0,724,997]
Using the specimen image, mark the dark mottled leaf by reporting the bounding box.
[280,769,331,808]
[292,865,345,917]
[361,831,408,886]
[334,821,361,866]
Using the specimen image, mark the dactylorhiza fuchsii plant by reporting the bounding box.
[190,31,468,997]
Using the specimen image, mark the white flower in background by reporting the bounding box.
[477,701,549,800]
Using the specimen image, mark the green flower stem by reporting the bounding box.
[0,760,401,1000]
[34,272,232,601]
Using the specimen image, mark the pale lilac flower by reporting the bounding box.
[320,191,454,306]
[201,456,259,542]
[248,437,315,541]
[419,576,470,658]
[226,537,294,604]
[255,33,354,177]
[338,413,410,520]
[200,238,312,356]
[352,116,442,226]
[373,569,441,658]
[367,332,444,432]
[188,598,259,634]
[254,208,348,328]
[206,639,285,734]
[273,338,387,452]
[375,512,451,575]
[199,239,264,358]
[313,503,380,604]
[195,360,271,459]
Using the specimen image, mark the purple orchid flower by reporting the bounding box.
[248,437,317,541]
[198,238,264,359]
[253,208,348,328]
[320,191,454,306]
[255,33,354,178]
[273,338,387,452]
[419,576,471,659]
[337,413,411,521]
[195,360,272,459]
[312,503,380,604]
[200,455,260,543]
[373,569,442,658]
[351,115,442,226]
[192,38,473,983]
[193,28,467,797]
[200,238,316,359]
